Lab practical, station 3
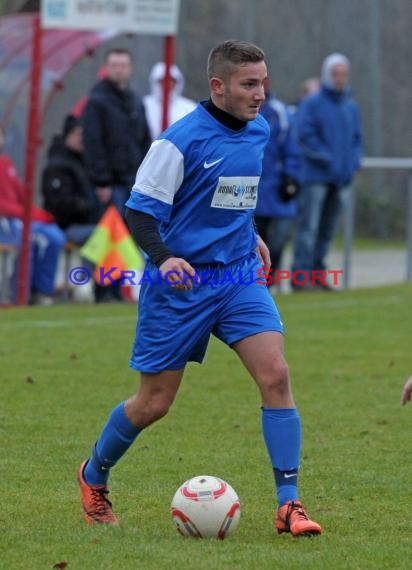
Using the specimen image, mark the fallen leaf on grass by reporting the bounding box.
[377,419,388,426]
[26,376,35,384]
[53,562,67,569]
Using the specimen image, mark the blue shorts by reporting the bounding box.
[129,252,284,373]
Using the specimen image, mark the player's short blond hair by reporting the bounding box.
[207,40,265,80]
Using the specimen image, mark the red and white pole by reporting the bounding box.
[17,14,43,305]
[161,34,175,132]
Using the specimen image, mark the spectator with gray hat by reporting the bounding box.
[292,53,363,291]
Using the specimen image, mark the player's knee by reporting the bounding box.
[126,392,174,427]
[148,397,173,422]
[259,358,290,397]
[142,397,174,426]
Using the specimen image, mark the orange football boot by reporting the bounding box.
[77,460,118,525]
[275,500,322,537]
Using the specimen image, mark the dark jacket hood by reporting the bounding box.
[47,135,83,163]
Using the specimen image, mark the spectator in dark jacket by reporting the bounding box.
[42,115,101,246]
[255,94,300,282]
[292,53,363,290]
[42,115,123,303]
[82,48,152,216]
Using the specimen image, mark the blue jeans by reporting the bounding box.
[65,224,95,246]
[292,183,350,281]
[65,224,96,276]
[0,217,66,298]
[31,222,66,295]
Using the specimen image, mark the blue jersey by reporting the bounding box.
[125,102,269,264]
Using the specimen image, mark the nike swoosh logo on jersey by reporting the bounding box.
[203,158,223,169]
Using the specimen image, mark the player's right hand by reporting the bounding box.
[159,257,197,290]
[256,234,271,268]
[96,186,112,204]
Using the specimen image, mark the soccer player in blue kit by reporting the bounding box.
[78,40,322,537]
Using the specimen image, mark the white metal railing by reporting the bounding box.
[362,157,412,169]
[342,157,412,288]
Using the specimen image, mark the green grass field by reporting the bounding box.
[1,284,412,570]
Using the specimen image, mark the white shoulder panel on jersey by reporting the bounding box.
[131,138,184,205]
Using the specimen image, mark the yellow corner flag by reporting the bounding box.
[80,205,144,286]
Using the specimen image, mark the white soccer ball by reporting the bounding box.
[171,475,241,539]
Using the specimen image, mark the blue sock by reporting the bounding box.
[84,402,142,486]
[261,407,301,507]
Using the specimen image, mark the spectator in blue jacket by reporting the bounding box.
[255,94,300,283]
[292,53,363,290]
[82,48,152,216]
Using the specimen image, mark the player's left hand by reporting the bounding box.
[256,234,271,268]
[400,376,412,405]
